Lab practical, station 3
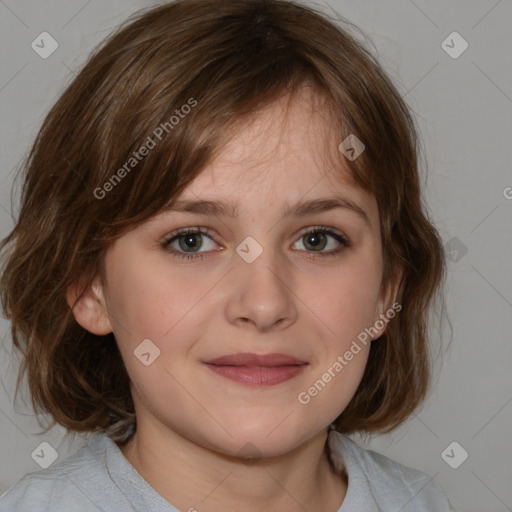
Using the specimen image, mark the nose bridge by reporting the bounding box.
[226,233,296,330]
[236,233,289,297]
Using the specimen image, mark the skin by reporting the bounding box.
[68,86,402,512]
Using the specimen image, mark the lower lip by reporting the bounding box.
[204,364,307,386]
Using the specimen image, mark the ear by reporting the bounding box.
[66,275,113,335]
[371,264,404,340]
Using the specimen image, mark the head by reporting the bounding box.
[0,0,445,457]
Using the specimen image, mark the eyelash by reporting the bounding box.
[161,226,351,261]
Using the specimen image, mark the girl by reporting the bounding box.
[0,0,454,510]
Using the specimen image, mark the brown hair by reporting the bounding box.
[0,0,446,445]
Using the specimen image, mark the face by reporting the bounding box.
[76,87,398,459]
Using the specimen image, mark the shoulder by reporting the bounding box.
[0,434,116,512]
[328,431,455,512]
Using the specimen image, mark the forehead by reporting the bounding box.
[204,86,342,185]
[169,87,378,224]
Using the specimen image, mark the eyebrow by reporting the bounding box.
[161,196,371,226]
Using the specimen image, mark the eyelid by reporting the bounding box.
[298,225,349,242]
[162,226,218,246]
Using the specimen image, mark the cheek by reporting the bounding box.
[105,251,202,341]
[305,257,382,345]
[298,346,370,415]
[104,254,216,394]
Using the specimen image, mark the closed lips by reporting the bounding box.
[203,353,308,367]
[202,352,309,386]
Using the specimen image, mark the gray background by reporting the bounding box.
[0,1,511,511]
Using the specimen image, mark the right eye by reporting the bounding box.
[161,227,220,261]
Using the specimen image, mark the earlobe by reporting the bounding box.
[66,276,113,335]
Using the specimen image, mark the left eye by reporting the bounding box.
[292,227,349,254]
[162,226,350,261]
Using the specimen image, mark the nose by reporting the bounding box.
[224,242,298,332]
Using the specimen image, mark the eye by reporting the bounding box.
[162,227,218,261]
[161,226,350,261]
[292,226,350,259]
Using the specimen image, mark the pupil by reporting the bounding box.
[181,233,201,251]
[306,232,326,251]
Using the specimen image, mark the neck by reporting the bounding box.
[118,422,347,512]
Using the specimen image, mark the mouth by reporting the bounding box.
[202,353,309,386]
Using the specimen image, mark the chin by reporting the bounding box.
[216,435,300,461]
[212,418,317,460]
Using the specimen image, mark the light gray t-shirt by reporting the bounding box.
[0,430,455,511]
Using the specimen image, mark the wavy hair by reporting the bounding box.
[0,0,446,445]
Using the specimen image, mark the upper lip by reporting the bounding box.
[203,353,308,367]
